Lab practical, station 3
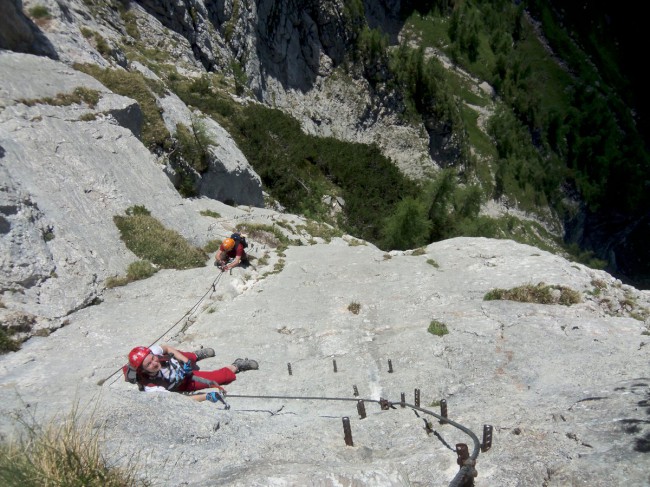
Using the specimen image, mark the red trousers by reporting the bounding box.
[175,351,236,392]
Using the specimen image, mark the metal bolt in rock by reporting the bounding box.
[440,398,448,424]
[353,385,359,397]
[357,400,366,419]
[388,359,393,373]
[333,359,337,373]
[287,363,292,376]
[482,424,493,452]
[414,388,420,407]
[455,443,469,466]
[342,417,353,446]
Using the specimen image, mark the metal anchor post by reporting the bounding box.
[342,417,353,446]
[357,400,366,419]
[482,424,493,452]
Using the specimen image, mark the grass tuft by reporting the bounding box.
[0,403,149,486]
[105,260,158,288]
[28,5,51,19]
[113,206,206,269]
[427,320,449,337]
[0,328,21,354]
[200,210,221,219]
[484,283,581,306]
[348,302,361,315]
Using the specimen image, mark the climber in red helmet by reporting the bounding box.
[127,344,258,403]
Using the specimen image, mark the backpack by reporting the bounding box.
[122,353,173,391]
[122,363,144,391]
[231,232,248,249]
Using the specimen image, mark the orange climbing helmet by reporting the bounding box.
[222,237,235,251]
[128,346,151,369]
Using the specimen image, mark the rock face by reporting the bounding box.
[0,51,209,318]
[0,233,648,487]
[156,91,263,207]
[131,0,436,176]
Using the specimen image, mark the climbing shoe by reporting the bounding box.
[233,358,259,372]
[193,348,215,361]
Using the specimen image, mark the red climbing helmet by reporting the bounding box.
[128,346,151,369]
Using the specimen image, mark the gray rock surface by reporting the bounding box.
[156,92,263,206]
[0,51,208,318]
[1,232,649,486]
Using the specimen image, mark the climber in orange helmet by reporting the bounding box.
[215,233,248,271]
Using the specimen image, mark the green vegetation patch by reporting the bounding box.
[73,64,171,151]
[0,328,21,354]
[28,5,51,19]
[296,220,343,243]
[105,260,158,288]
[200,209,221,219]
[173,120,213,174]
[484,282,581,306]
[113,206,206,269]
[348,301,361,315]
[203,240,221,254]
[18,87,101,108]
[235,223,295,251]
[428,320,449,336]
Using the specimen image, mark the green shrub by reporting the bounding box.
[200,210,221,219]
[428,320,449,336]
[0,328,20,354]
[171,120,212,174]
[347,238,366,247]
[381,197,431,251]
[127,260,157,279]
[113,207,206,269]
[28,5,51,19]
[93,32,111,56]
[126,205,150,216]
[348,302,361,314]
[121,10,140,40]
